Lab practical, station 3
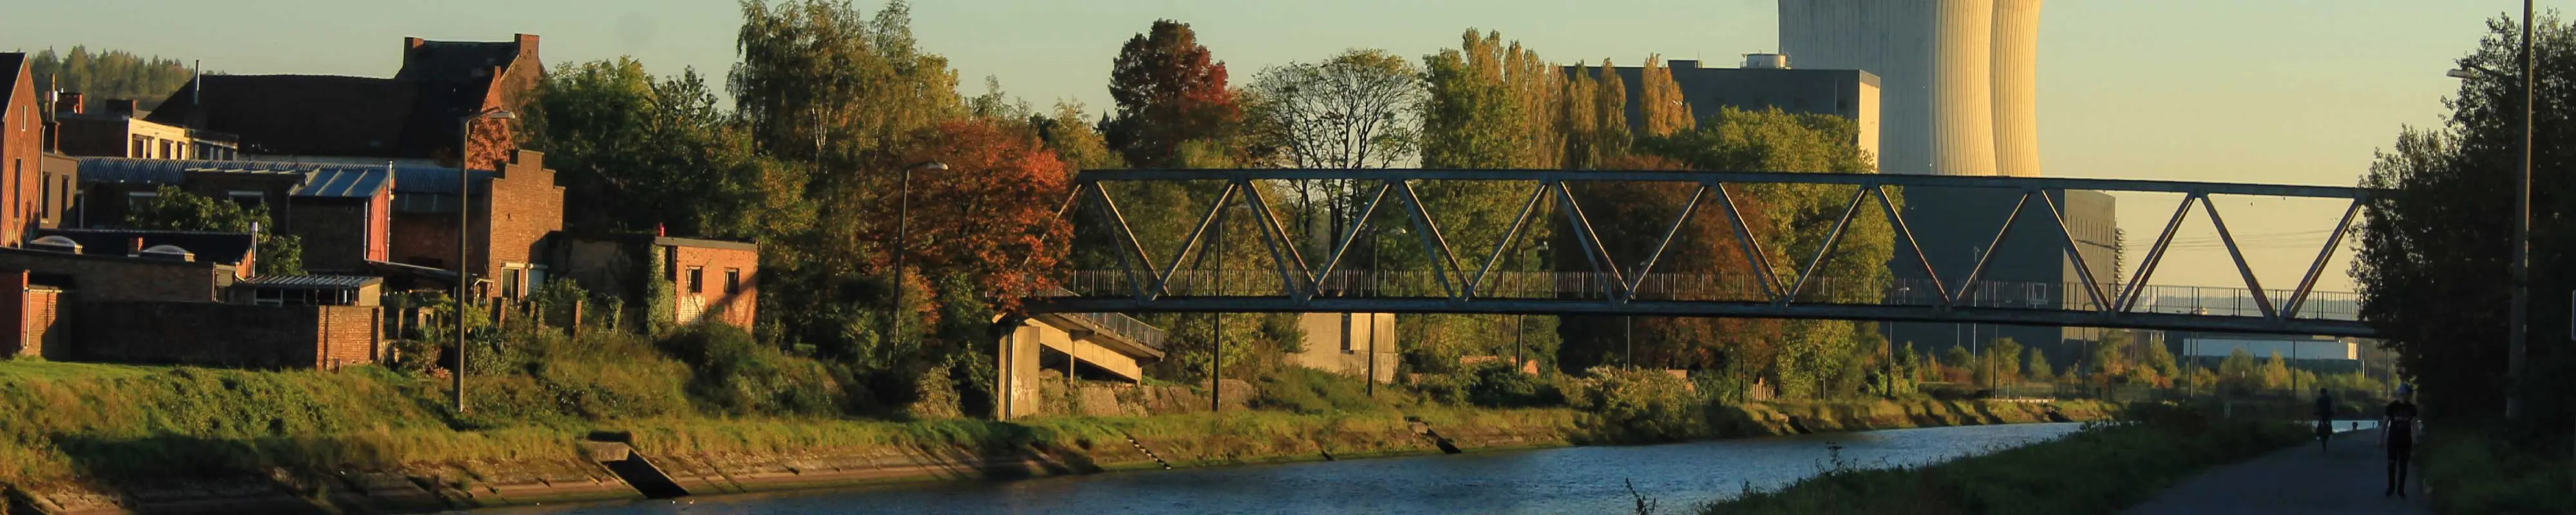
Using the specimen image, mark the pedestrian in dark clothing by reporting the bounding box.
[2380,384,2420,498]
[2313,388,2335,453]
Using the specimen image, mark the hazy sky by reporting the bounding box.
[4,0,2548,293]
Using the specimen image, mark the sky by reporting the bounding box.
[3,0,2546,293]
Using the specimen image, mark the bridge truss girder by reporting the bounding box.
[1034,169,2378,337]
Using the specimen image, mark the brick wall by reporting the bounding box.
[74,301,379,369]
[667,243,757,328]
[5,58,39,247]
[289,200,374,273]
[23,287,61,359]
[388,210,461,269]
[483,151,560,286]
[0,248,232,302]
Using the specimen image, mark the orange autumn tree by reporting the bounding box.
[877,118,1075,314]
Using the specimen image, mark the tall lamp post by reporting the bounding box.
[887,162,948,352]
[453,107,514,413]
[2445,0,2533,418]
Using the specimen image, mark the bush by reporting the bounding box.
[1566,366,1703,443]
[658,324,844,417]
[1464,362,1561,408]
[1255,367,1386,414]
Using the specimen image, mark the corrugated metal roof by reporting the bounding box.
[392,166,495,194]
[295,167,392,198]
[77,158,395,199]
[242,275,382,289]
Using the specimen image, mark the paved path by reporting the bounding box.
[2126,427,2431,514]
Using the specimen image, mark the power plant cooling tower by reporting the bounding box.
[1991,0,2044,177]
[1778,0,2041,177]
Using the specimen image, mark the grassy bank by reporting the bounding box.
[1698,405,2304,514]
[2418,426,2576,514]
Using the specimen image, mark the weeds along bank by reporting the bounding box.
[1700,404,2307,514]
[0,333,2121,512]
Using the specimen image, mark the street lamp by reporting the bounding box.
[887,162,948,351]
[2444,0,2533,418]
[454,107,514,414]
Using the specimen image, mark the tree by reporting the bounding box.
[1988,337,2025,383]
[1103,19,1244,168]
[1032,101,1122,171]
[123,185,303,276]
[1245,48,1424,258]
[1420,30,1564,170]
[1636,55,1694,137]
[2219,348,2260,394]
[2026,348,2054,383]
[879,119,1076,309]
[28,47,196,111]
[2356,14,2576,429]
[524,58,786,240]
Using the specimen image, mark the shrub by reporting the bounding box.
[1566,366,1703,442]
[658,324,844,417]
[1464,362,1561,408]
[1255,367,1386,414]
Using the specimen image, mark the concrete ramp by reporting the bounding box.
[582,439,690,499]
[996,311,1169,419]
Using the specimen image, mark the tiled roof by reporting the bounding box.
[242,275,381,289]
[75,158,394,198]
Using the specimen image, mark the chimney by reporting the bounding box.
[58,93,83,114]
[515,33,540,59]
[128,237,145,256]
[406,37,426,50]
[105,99,139,118]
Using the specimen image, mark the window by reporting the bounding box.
[130,136,147,158]
[227,191,264,209]
[724,268,741,295]
[502,268,522,299]
[687,267,704,294]
[126,191,158,209]
[1340,314,1354,353]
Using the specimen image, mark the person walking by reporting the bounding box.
[2313,388,2335,454]
[2379,384,2420,498]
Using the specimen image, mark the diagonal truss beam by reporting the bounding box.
[2039,191,2114,312]
[2117,194,2199,312]
[1625,184,1709,303]
[1951,191,2036,308]
[1084,182,1160,300]
[1236,180,1315,299]
[1467,183,1549,300]
[1151,182,1240,299]
[1708,182,1782,302]
[2201,196,2277,319]
[1873,185,1950,306]
[1392,180,1468,300]
[1784,185,1872,304]
[2280,199,2364,319]
[1555,182,1627,301]
[1309,182,1393,297]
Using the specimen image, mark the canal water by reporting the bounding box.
[481,422,2140,515]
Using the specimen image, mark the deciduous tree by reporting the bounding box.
[1103,19,1243,168]
[124,185,303,276]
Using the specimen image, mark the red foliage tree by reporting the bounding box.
[1104,19,1243,168]
[875,118,1076,311]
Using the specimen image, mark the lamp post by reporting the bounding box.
[2445,0,2533,418]
[888,162,948,353]
[453,107,514,414]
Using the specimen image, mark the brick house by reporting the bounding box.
[73,158,395,274]
[3,53,49,247]
[387,149,562,299]
[0,238,381,368]
[550,234,757,329]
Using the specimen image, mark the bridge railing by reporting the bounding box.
[1035,286,1170,351]
[1046,270,2359,321]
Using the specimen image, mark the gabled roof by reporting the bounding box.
[0,53,24,113]
[33,228,256,266]
[242,275,381,289]
[145,75,416,157]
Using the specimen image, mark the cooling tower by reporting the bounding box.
[1779,0,2035,177]
[1991,0,2043,178]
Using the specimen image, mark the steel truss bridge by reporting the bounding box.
[1023,169,2378,338]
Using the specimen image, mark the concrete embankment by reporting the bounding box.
[5,400,2114,514]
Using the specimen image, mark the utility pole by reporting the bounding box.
[887,162,946,358]
[1210,203,1226,413]
[2505,0,2534,422]
[452,108,513,414]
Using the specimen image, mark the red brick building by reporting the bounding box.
[3,53,48,247]
[388,149,561,299]
[551,234,757,330]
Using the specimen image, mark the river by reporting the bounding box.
[479,422,2139,515]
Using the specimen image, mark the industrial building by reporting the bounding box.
[1778,0,2116,360]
